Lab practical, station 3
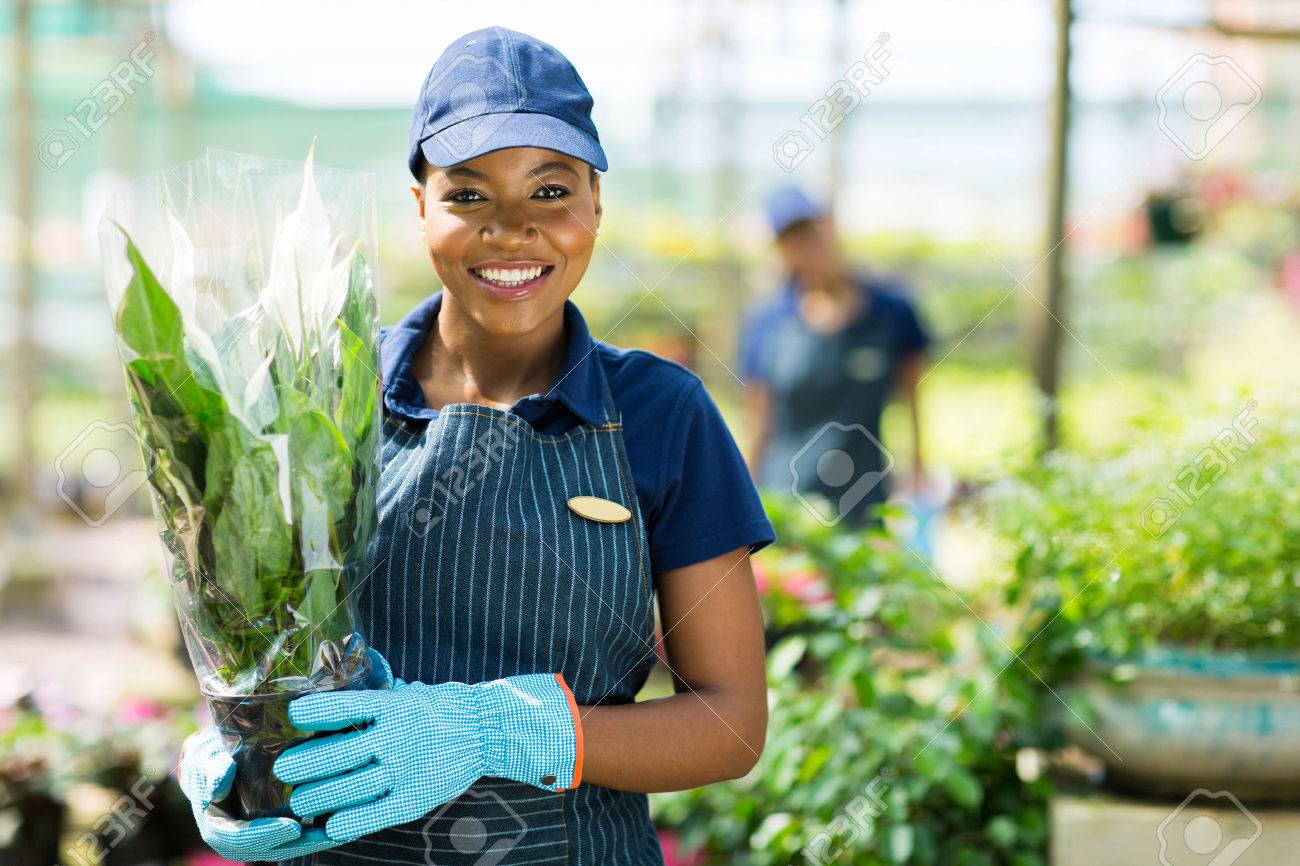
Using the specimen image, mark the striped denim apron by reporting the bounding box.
[287,381,664,865]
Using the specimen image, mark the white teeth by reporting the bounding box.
[472,265,545,287]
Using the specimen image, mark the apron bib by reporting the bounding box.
[290,381,664,865]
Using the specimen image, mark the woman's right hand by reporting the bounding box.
[177,725,340,862]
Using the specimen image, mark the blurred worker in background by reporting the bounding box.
[740,186,929,528]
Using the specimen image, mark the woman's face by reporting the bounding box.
[413,147,602,338]
[775,217,841,291]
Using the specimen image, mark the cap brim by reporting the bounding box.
[417,111,608,173]
[770,209,823,237]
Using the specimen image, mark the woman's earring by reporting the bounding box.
[594,227,602,237]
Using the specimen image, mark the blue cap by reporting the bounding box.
[763,185,825,237]
[408,27,608,178]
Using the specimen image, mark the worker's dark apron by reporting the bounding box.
[285,380,665,865]
[757,304,896,526]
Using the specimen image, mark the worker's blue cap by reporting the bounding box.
[763,185,826,237]
[408,27,608,179]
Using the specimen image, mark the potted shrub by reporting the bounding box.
[76,699,203,865]
[987,400,1300,800]
[0,700,75,866]
[655,498,1050,865]
[98,148,384,819]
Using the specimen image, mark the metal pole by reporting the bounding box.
[1033,0,1073,449]
[13,0,37,511]
[708,0,744,378]
[827,0,849,209]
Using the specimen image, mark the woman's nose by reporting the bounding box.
[482,209,537,250]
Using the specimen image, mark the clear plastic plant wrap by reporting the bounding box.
[98,148,382,821]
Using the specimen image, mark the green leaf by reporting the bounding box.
[943,768,984,810]
[202,416,240,515]
[912,745,946,782]
[301,569,343,635]
[749,812,793,850]
[339,249,377,341]
[115,233,223,431]
[987,815,1018,849]
[796,745,831,783]
[210,440,294,614]
[117,234,186,367]
[287,396,353,508]
[885,824,914,864]
[122,380,203,515]
[1010,853,1046,866]
[913,824,938,865]
[334,317,377,454]
[768,636,807,680]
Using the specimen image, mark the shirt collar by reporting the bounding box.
[380,291,608,427]
[778,273,877,310]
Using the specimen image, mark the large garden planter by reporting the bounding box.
[1063,648,1300,801]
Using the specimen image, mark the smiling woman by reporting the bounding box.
[176,26,775,866]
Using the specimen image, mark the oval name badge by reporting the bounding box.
[844,346,888,382]
[567,495,632,524]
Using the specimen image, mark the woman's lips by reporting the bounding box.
[467,263,555,300]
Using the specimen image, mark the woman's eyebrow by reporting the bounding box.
[528,161,580,179]
[444,165,489,181]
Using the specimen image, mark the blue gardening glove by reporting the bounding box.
[178,649,393,861]
[178,726,338,861]
[272,672,582,843]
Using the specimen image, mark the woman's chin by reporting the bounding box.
[469,297,563,340]
[442,279,573,341]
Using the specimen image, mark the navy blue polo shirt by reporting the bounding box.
[739,274,929,518]
[380,292,775,573]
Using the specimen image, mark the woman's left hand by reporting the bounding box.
[274,673,580,843]
[176,647,393,861]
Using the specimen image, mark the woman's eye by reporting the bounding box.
[446,189,485,204]
[534,185,571,200]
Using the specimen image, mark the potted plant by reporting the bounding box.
[0,698,77,866]
[98,148,384,819]
[987,400,1300,800]
[655,497,1050,865]
[73,699,203,865]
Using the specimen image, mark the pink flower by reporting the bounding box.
[118,697,169,724]
[780,569,832,606]
[30,685,78,730]
[659,830,706,866]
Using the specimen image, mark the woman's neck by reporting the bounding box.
[413,292,568,411]
[797,272,863,334]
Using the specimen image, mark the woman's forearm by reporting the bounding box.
[744,385,773,480]
[574,687,766,792]
[568,547,769,793]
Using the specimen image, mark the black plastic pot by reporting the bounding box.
[206,689,313,821]
[205,666,371,822]
[0,794,65,866]
[101,796,202,865]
